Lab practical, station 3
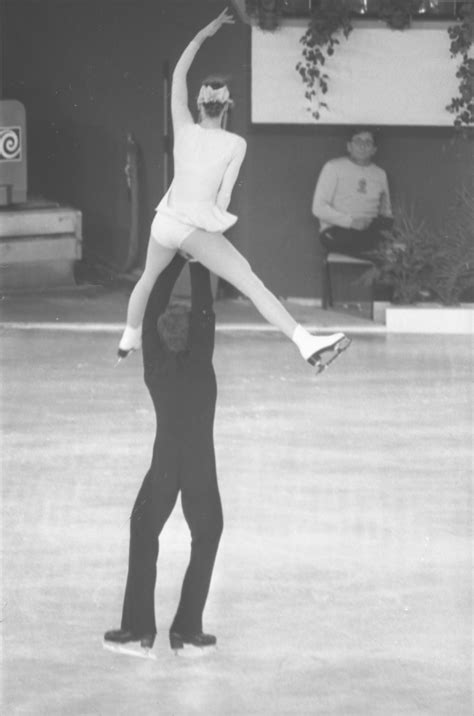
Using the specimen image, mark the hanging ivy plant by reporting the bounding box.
[245,1,473,129]
[446,2,474,128]
[296,0,353,120]
[378,0,417,30]
[245,0,283,31]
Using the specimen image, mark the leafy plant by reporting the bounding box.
[446,2,474,128]
[429,188,474,304]
[296,0,353,120]
[365,205,434,304]
[362,193,474,305]
[245,0,282,31]
[378,0,417,30]
[247,1,472,129]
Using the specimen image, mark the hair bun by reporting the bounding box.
[197,85,230,105]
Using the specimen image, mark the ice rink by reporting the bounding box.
[1,327,472,715]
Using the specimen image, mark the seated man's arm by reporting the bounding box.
[142,255,186,365]
[189,263,215,362]
[372,171,394,231]
[379,171,393,219]
[312,162,353,230]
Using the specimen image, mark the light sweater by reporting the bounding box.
[312,157,392,232]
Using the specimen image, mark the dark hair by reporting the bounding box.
[348,126,379,144]
[157,303,190,353]
[198,76,233,118]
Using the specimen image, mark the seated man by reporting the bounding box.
[312,127,394,258]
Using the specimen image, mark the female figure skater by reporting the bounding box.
[118,8,349,368]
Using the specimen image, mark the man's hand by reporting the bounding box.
[198,8,235,40]
[350,217,372,231]
[178,249,197,263]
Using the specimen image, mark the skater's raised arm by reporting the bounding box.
[142,255,186,365]
[189,262,215,361]
[216,136,247,211]
[171,9,235,133]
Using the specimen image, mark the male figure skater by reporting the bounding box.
[104,255,223,656]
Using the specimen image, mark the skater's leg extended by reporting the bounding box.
[181,230,348,363]
[119,237,176,355]
[182,230,297,338]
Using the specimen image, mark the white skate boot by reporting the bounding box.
[116,325,142,363]
[299,332,351,373]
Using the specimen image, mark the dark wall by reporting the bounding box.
[3,0,473,296]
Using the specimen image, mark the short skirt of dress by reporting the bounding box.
[150,211,196,250]
[151,193,238,250]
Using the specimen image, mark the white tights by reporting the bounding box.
[125,230,298,339]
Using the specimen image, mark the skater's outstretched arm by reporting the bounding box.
[171,8,235,133]
[142,254,186,365]
[189,262,215,362]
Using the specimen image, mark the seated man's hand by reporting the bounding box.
[350,217,372,231]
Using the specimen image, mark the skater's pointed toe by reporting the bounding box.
[117,325,142,361]
[117,347,132,360]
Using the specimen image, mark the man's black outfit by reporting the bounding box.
[108,255,223,648]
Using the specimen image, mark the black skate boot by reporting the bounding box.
[103,628,156,659]
[169,630,217,657]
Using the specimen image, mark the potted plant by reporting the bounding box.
[367,205,434,304]
[429,187,474,305]
[366,195,474,332]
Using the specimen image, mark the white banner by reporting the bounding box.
[251,21,464,126]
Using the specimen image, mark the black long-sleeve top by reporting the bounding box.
[142,256,217,462]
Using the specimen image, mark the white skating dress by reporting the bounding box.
[152,124,247,249]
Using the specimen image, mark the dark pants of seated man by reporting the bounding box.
[320,216,394,259]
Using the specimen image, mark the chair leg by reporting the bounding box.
[321,259,328,309]
[326,260,333,308]
[369,274,375,320]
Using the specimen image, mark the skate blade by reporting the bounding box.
[309,336,352,372]
[102,640,157,660]
[115,346,140,367]
[171,644,217,659]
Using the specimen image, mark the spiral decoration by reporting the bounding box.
[0,127,21,161]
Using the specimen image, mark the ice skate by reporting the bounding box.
[169,630,217,657]
[302,332,351,374]
[103,629,156,660]
[116,326,142,364]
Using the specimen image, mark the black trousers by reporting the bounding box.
[320,216,393,259]
[120,451,223,637]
